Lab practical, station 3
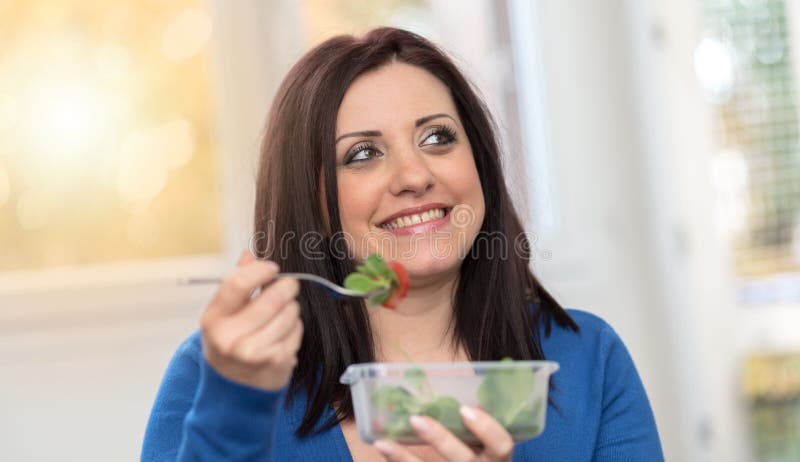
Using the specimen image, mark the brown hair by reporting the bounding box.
[254,27,577,436]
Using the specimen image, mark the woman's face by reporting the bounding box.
[334,62,485,284]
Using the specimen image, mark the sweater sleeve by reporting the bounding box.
[593,324,664,462]
[141,334,287,462]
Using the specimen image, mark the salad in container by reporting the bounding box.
[340,254,559,444]
[339,359,559,445]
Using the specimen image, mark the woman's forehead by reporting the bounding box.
[336,62,457,133]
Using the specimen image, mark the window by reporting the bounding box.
[0,0,222,272]
[743,353,800,460]
[696,0,800,305]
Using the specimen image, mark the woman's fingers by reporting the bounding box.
[203,277,298,356]
[232,301,302,364]
[408,415,475,462]
[237,249,257,266]
[207,257,281,318]
[214,277,300,343]
[374,408,514,462]
[459,406,514,460]
[200,251,305,391]
[373,440,423,462]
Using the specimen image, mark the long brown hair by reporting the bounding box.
[253,27,577,436]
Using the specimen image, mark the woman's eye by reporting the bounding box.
[420,126,457,147]
[346,145,382,164]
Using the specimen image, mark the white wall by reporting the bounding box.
[521,1,691,460]
[641,0,800,461]
[0,284,210,461]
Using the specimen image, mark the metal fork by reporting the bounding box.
[179,273,389,300]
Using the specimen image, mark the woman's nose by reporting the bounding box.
[388,148,435,196]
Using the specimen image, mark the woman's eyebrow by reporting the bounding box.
[335,130,381,145]
[415,113,455,127]
[335,113,456,145]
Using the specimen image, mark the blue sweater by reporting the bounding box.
[141,310,663,461]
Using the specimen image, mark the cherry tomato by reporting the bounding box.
[382,262,409,309]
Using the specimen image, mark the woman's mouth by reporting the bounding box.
[377,207,452,235]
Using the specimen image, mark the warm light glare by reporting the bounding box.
[15,37,129,168]
[0,164,10,207]
[161,117,196,169]
[34,81,106,154]
[0,93,18,130]
[116,130,169,203]
[16,189,50,230]
[126,210,160,248]
[95,42,133,81]
[162,8,213,62]
[0,1,222,271]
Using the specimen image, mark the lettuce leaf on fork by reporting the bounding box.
[344,254,406,307]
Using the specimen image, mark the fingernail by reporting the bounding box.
[374,440,393,456]
[409,415,430,433]
[237,250,251,265]
[265,260,279,272]
[460,405,478,422]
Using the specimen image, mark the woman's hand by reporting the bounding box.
[200,250,303,391]
[374,406,514,461]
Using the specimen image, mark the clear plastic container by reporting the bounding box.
[339,360,559,445]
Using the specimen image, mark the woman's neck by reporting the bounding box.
[367,271,466,363]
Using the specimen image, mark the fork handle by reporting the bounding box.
[178,273,376,298]
[276,273,368,297]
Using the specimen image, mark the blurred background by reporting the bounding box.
[1,0,799,460]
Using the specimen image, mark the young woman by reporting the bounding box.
[141,28,664,461]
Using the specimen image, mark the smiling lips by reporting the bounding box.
[380,208,446,229]
[377,204,452,234]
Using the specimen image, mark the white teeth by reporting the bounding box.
[381,208,447,229]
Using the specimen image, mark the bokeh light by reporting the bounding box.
[0,0,222,271]
[0,164,10,207]
[694,35,737,103]
[162,8,214,62]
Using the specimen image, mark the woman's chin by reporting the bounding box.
[400,258,461,283]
